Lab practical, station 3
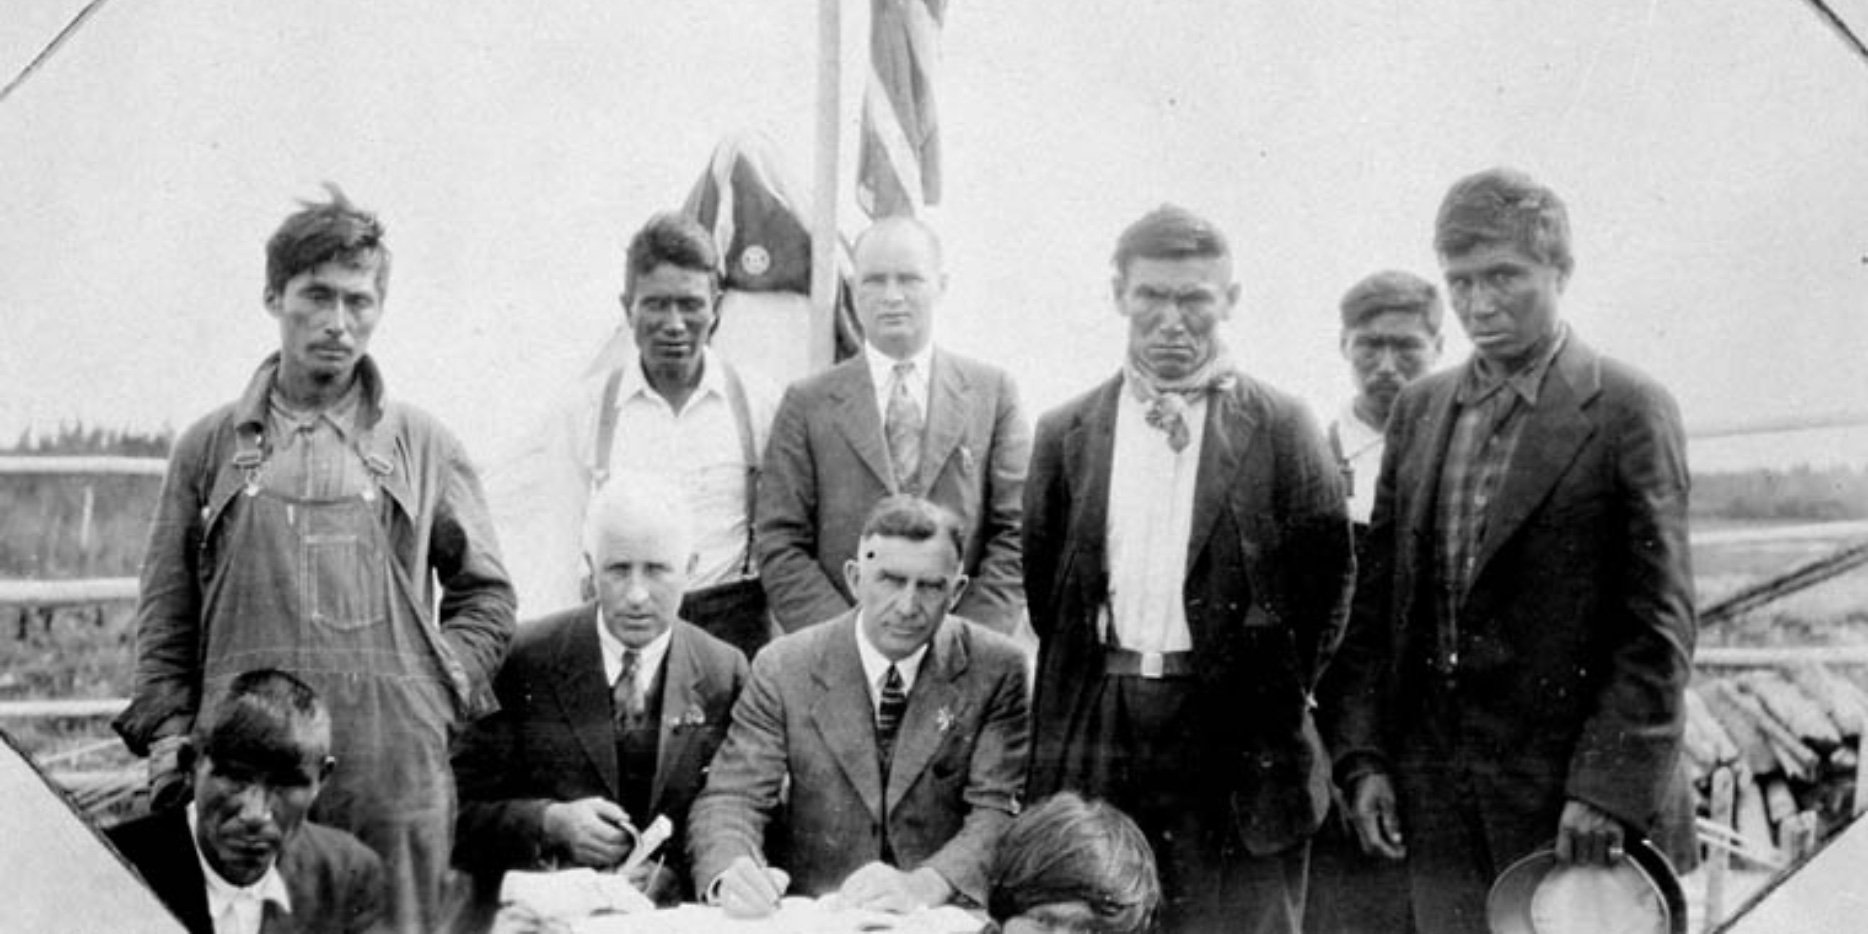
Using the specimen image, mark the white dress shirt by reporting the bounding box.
[596,612,675,694]
[863,341,935,424]
[1332,401,1385,525]
[854,613,928,715]
[595,351,774,587]
[1104,375,1207,653]
[187,802,292,934]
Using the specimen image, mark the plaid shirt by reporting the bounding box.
[1432,326,1568,673]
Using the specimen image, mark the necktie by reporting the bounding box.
[613,649,643,726]
[1142,393,1193,453]
[885,361,923,492]
[877,664,907,763]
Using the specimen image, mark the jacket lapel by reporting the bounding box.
[1065,377,1121,577]
[650,624,703,813]
[551,607,620,798]
[884,620,964,814]
[1186,382,1256,566]
[828,360,898,491]
[1399,375,1463,602]
[916,351,972,492]
[808,613,885,821]
[1470,340,1600,580]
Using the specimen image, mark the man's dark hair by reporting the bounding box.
[193,668,331,772]
[265,183,390,299]
[1111,204,1230,279]
[859,495,965,565]
[1339,269,1444,334]
[623,211,722,305]
[1433,167,1573,275]
[987,792,1161,933]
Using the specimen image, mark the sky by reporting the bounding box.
[3,0,1866,473]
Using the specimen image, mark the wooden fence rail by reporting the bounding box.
[0,455,166,476]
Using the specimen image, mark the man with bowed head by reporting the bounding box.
[115,185,516,931]
[109,668,387,934]
[1023,205,1354,933]
[1321,167,1696,933]
[690,495,1030,918]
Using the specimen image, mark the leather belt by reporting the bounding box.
[1102,647,1195,680]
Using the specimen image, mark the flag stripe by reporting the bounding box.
[858,0,942,217]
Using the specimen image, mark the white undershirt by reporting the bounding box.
[1333,401,1386,525]
[187,801,291,934]
[1104,376,1206,653]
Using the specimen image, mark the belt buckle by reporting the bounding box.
[1140,651,1165,679]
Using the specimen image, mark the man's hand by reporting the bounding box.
[1555,799,1625,866]
[541,797,631,867]
[624,861,679,907]
[1348,772,1407,861]
[711,856,790,919]
[832,863,953,914]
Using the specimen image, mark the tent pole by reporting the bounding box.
[808,0,842,373]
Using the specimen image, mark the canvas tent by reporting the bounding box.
[0,729,183,933]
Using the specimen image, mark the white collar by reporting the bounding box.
[622,347,726,411]
[596,610,675,688]
[186,801,292,920]
[853,612,929,701]
[862,341,935,389]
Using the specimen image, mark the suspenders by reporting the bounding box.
[590,361,759,577]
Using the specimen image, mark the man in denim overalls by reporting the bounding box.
[116,185,518,932]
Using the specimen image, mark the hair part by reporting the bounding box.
[194,668,331,772]
[987,792,1162,933]
[1339,269,1444,334]
[859,494,964,565]
[265,182,390,299]
[623,211,722,305]
[1111,204,1231,279]
[1433,167,1573,275]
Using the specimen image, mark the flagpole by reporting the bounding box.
[808,0,842,373]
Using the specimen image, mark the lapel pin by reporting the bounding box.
[936,706,955,734]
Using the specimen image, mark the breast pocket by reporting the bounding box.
[306,533,387,631]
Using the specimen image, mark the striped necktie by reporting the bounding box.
[877,664,907,765]
[885,362,923,492]
[613,649,644,726]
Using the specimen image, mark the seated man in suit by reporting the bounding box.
[689,495,1030,918]
[452,473,748,907]
[108,668,386,934]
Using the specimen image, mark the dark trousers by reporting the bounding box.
[1056,674,1308,934]
[1303,794,1414,934]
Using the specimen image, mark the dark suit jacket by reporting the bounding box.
[451,608,747,898]
[687,611,1030,905]
[106,807,386,934]
[756,349,1030,635]
[1322,335,1696,861]
[1022,371,1355,856]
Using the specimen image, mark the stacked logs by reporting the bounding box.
[1685,665,1867,867]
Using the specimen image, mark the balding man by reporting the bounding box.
[453,473,748,914]
[756,216,1030,636]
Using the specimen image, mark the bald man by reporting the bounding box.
[452,473,748,916]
